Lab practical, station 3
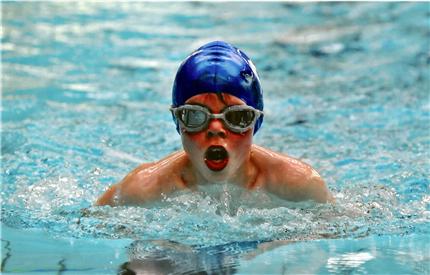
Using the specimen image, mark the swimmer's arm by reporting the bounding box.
[96,184,121,206]
[265,160,334,203]
[96,151,190,206]
[298,170,334,203]
[95,163,175,206]
[95,163,150,206]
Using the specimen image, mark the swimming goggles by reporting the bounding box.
[170,104,264,133]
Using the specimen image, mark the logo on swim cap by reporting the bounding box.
[172,41,264,134]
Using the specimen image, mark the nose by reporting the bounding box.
[206,118,227,138]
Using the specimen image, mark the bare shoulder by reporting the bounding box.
[96,151,190,206]
[251,145,334,203]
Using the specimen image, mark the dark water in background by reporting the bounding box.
[1,2,429,274]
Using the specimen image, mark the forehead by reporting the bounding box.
[184,93,246,107]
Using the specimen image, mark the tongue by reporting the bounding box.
[205,146,229,171]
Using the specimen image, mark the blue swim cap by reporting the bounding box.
[172,41,264,134]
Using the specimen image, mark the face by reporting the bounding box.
[180,93,254,182]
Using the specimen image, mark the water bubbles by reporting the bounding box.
[1,2,428,257]
[2,172,427,247]
[91,167,102,176]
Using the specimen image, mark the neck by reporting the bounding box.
[186,152,257,188]
[231,151,258,189]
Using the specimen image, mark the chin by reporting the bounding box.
[203,161,241,183]
[203,169,231,183]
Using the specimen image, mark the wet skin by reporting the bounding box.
[96,93,334,206]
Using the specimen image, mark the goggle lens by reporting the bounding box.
[225,109,255,128]
[179,109,207,128]
[172,105,263,133]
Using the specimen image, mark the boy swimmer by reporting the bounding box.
[97,41,333,206]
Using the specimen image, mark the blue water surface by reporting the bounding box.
[1,2,429,274]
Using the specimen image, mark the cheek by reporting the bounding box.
[182,130,253,155]
[181,132,207,153]
[228,131,253,151]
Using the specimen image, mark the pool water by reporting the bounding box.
[2,2,429,274]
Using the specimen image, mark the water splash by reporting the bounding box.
[2,175,428,247]
[1,1,429,251]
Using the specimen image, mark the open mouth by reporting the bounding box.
[204,145,229,171]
